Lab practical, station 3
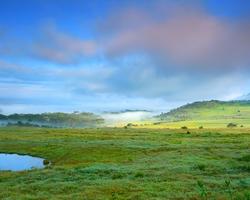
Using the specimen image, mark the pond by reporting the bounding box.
[0,153,46,171]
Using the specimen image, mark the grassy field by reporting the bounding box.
[0,127,249,199]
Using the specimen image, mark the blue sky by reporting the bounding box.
[0,0,250,114]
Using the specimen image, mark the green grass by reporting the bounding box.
[0,127,249,199]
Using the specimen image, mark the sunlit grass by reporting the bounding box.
[0,127,249,199]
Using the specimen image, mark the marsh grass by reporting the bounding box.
[194,164,206,171]
[197,180,208,200]
[0,127,249,199]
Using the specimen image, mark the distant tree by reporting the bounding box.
[0,114,6,120]
[199,126,203,129]
[127,123,133,127]
[181,126,188,129]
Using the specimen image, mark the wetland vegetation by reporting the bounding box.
[0,127,249,199]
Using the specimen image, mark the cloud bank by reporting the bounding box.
[100,5,250,71]
[0,1,250,113]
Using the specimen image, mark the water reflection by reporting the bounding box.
[0,153,45,171]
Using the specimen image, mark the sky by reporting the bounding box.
[0,0,250,114]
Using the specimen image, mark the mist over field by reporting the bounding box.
[101,110,155,125]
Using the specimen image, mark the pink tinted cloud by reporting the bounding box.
[0,24,98,64]
[32,25,97,64]
[101,5,250,70]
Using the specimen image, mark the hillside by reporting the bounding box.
[0,112,104,128]
[153,100,250,128]
[237,93,250,100]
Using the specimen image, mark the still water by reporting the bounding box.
[0,153,45,171]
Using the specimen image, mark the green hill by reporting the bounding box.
[155,100,250,128]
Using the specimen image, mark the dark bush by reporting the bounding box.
[43,159,50,165]
[238,154,250,162]
[227,123,237,128]
[134,172,144,178]
[112,172,124,179]
[127,123,133,127]
[237,165,250,172]
[194,164,206,171]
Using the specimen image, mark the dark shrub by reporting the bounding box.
[181,126,188,129]
[237,165,250,172]
[112,172,124,179]
[43,159,50,165]
[134,172,144,178]
[227,123,237,128]
[238,154,250,162]
[194,164,206,171]
[127,123,133,127]
[199,126,203,129]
